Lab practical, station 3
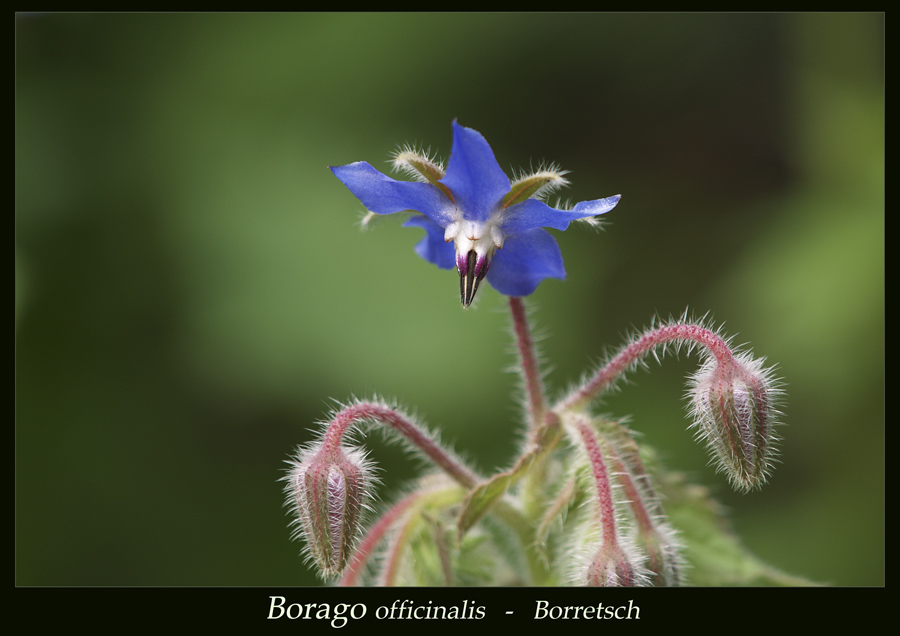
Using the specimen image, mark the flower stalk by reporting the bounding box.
[509,296,548,434]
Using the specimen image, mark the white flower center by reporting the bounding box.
[443,218,505,261]
[444,218,505,306]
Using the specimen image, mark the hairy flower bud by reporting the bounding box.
[580,540,649,587]
[284,443,375,578]
[690,353,781,491]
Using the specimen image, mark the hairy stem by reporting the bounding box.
[375,486,465,586]
[509,296,548,434]
[323,401,478,489]
[574,416,619,549]
[339,491,420,586]
[559,322,737,411]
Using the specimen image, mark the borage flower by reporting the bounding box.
[331,121,621,307]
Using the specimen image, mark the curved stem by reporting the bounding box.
[375,486,466,586]
[323,401,478,489]
[558,322,736,412]
[339,491,420,586]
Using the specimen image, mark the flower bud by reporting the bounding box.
[690,354,781,491]
[284,443,375,578]
[580,540,649,587]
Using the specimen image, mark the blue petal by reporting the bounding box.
[403,215,456,270]
[439,121,511,223]
[486,228,565,297]
[331,162,455,226]
[498,195,621,235]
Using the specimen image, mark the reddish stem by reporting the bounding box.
[322,401,478,489]
[603,442,656,536]
[574,417,618,549]
[338,491,419,586]
[508,296,548,433]
[559,322,736,411]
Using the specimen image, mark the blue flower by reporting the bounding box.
[331,121,620,306]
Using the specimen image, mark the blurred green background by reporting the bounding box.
[16,13,883,586]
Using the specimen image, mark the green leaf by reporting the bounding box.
[659,471,821,586]
[457,422,562,537]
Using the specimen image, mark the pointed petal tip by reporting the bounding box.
[601,193,622,207]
